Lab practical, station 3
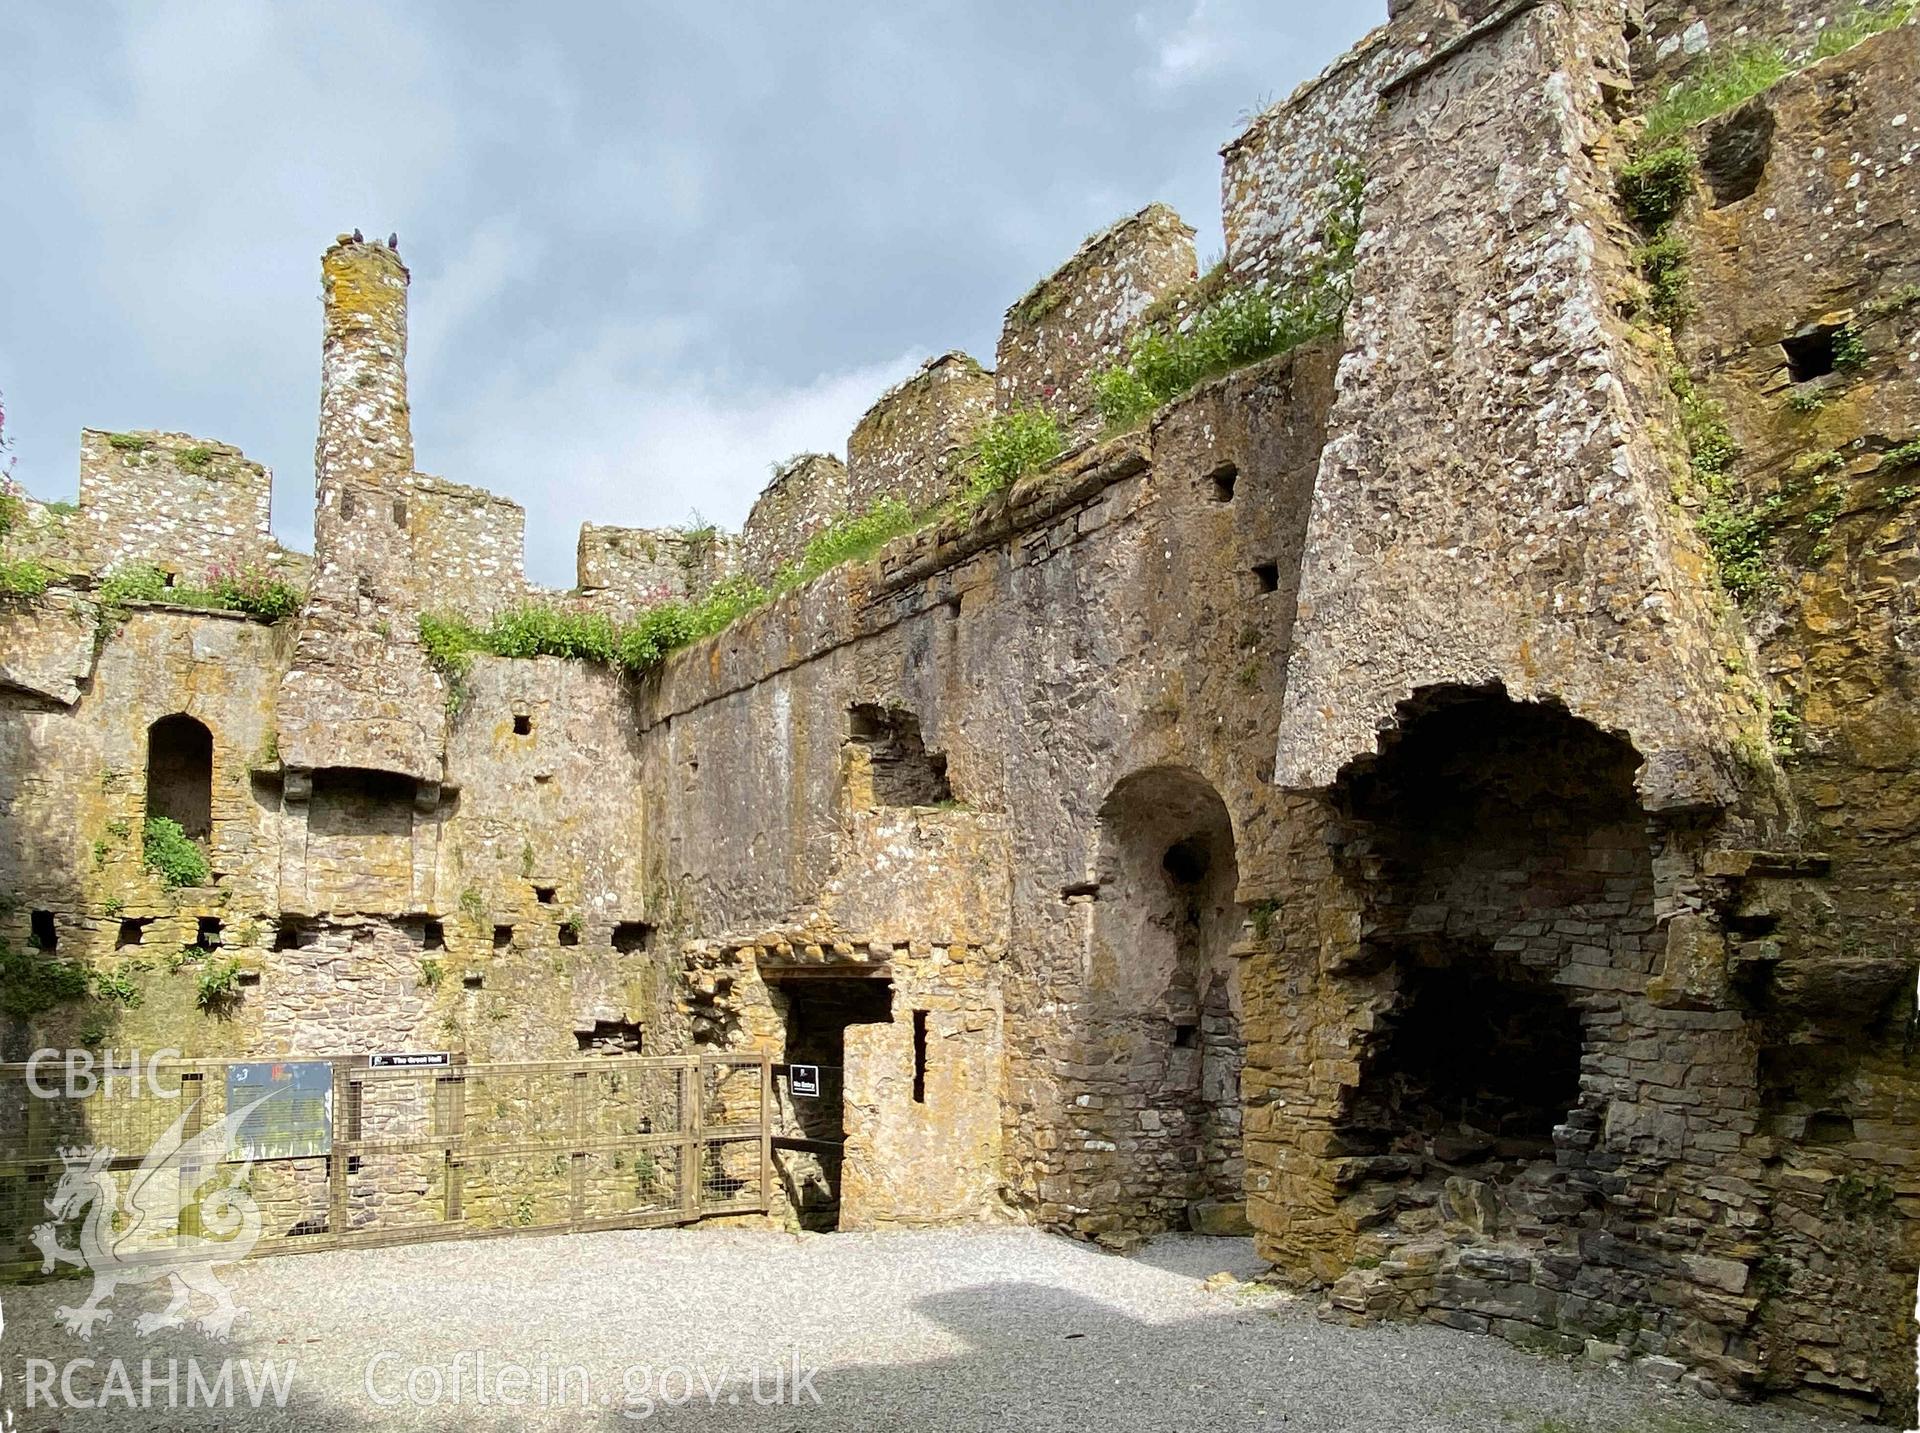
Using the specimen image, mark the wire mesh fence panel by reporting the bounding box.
[460,1152,575,1233]
[580,1146,683,1222]
[578,1062,682,1143]
[348,1072,437,1148]
[701,1059,765,1131]
[250,1156,332,1241]
[0,1167,55,1267]
[342,1150,451,1234]
[699,1136,763,1213]
[459,1066,576,1150]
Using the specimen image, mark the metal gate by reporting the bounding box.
[0,1052,770,1276]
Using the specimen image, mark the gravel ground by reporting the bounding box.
[0,1227,1852,1432]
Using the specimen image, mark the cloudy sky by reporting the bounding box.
[0,1,1382,585]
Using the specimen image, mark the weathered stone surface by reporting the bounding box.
[995,203,1196,440]
[575,521,739,618]
[0,592,96,705]
[276,236,446,782]
[1273,0,1761,811]
[846,353,993,516]
[739,453,849,581]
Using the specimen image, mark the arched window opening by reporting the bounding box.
[146,713,213,840]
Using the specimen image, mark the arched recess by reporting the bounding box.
[147,713,214,839]
[1084,766,1244,1234]
[1329,685,1648,1213]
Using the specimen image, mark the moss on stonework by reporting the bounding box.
[1618,145,1697,231]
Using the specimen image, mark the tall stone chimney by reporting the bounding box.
[275,235,446,794]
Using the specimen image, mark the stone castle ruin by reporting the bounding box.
[1,0,1916,1419]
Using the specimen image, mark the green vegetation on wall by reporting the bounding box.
[960,409,1064,500]
[1093,163,1362,432]
[98,562,303,623]
[142,816,211,888]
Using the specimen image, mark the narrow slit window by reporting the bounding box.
[912,1010,929,1105]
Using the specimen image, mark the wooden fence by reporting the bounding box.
[0,1052,770,1275]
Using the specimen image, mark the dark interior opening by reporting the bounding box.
[422,920,445,951]
[771,976,893,1231]
[1347,962,1582,1158]
[534,885,555,904]
[308,768,416,837]
[272,918,310,952]
[513,714,532,736]
[912,1009,928,1104]
[848,703,952,806]
[29,911,56,951]
[558,922,580,947]
[1700,98,1774,206]
[576,1018,643,1054]
[1329,686,1649,1218]
[196,916,223,949]
[492,924,513,949]
[116,918,150,950]
[1172,1021,1198,1049]
[1782,326,1839,383]
[1252,562,1279,594]
[391,497,408,528]
[1162,837,1212,885]
[613,922,654,954]
[146,713,213,840]
[1207,463,1238,502]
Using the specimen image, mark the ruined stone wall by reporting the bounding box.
[0,605,654,1066]
[576,522,740,619]
[1634,0,1891,91]
[1657,21,1920,1415]
[995,204,1196,441]
[738,454,848,582]
[1221,27,1413,291]
[75,430,281,580]
[409,477,530,623]
[1271,0,1761,811]
[640,346,1339,1245]
[845,353,994,516]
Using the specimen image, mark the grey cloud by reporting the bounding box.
[0,0,1384,584]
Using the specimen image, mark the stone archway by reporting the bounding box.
[1078,766,1244,1239]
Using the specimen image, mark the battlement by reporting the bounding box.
[75,429,281,579]
[846,353,994,517]
[994,204,1195,440]
[739,453,849,582]
[576,522,740,618]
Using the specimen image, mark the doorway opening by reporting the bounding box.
[767,973,893,1231]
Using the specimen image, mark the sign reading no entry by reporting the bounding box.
[368,1052,453,1069]
[789,1064,820,1098]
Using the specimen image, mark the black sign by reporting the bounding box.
[789,1064,820,1098]
[368,1051,453,1069]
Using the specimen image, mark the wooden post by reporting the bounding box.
[570,1068,588,1227]
[758,1055,773,1213]
[680,1060,702,1218]
[327,1060,349,1239]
